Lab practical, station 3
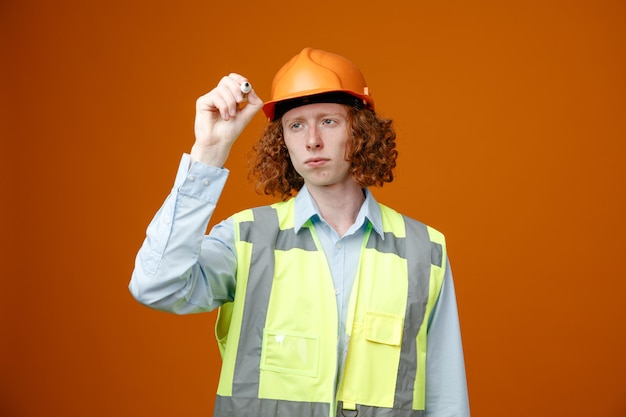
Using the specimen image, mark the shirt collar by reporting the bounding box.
[293,185,384,238]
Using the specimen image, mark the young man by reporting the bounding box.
[130,47,470,417]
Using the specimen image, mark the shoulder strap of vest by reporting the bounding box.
[377,203,446,265]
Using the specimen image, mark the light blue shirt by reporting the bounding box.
[130,153,470,417]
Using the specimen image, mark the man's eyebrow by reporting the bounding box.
[286,112,345,122]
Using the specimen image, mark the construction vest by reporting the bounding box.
[214,199,446,417]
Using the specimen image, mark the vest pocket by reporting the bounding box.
[364,311,404,346]
[260,329,320,378]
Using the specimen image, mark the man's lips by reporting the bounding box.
[304,157,329,166]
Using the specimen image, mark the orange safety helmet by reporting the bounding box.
[262,47,375,121]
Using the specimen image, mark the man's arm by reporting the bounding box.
[128,154,235,313]
[128,74,263,313]
[425,257,471,416]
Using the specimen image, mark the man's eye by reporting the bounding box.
[322,119,334,125]
[290,122,302,129]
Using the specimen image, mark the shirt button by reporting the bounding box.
[335,288,341,295]
[335,242,343,249]
[203,179,210,186]
[188,175,195,182]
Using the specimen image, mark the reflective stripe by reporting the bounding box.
[214,396,425,417]
[397,216,432,409]
[414,225,446,409]
[338,402,425,417]
[215,395,330,417]
[365,230,406,257]
[231,206,279,397]
[431,241,443,268]
[241,220,317,252]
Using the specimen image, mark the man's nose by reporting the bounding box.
[306,127,323,150]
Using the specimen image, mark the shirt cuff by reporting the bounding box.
[173,153,229,202]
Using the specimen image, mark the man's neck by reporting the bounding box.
[306,183,366,237]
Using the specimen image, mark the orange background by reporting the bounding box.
[2,0,625,416]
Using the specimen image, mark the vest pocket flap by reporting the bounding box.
[260,329,320,378]
[365,312,404,346]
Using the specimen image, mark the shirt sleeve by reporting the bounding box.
[128,153,237,314]
[425,256,471,416]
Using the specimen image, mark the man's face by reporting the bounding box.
[281,102,354,190]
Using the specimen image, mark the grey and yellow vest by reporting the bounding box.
[213,198,446,417]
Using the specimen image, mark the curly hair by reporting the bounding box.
[248,105,397,200]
